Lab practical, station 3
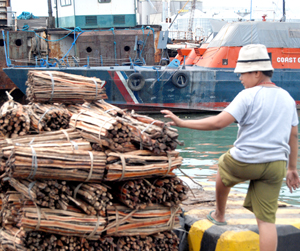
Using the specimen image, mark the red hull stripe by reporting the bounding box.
[144,102,230,108]
[108,71,139,104]
[112,102,230,111]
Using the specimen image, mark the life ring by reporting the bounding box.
[172,71,189,88]
[160,59,169,66]
[127,73,145,91]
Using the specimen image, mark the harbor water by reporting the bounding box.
[150,112,300,207]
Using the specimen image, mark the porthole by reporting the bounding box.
[15,39,22,46]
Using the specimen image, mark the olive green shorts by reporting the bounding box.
[218,150,287,223]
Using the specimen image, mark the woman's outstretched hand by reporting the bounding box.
[161,110,183,127]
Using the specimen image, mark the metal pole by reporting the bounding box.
[162,0,165,23]
[55,0,59,28]
[282,0,286,22]
[48,0,53,18]
[250,0,253,20]
[47,0,55,28]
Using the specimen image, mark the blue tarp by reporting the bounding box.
[17,12,39,20]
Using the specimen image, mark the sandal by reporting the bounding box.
[206,210,227,226]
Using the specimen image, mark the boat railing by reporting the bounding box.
[168,30,208,42]
[168,30,193,40]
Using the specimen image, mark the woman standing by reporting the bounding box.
[161,44,300,251]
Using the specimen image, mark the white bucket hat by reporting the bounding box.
[234,44,274,73]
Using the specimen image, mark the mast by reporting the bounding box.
[187,0,196,40]
[47,0,55,28]
[55,0,59,28]
[282,0,286,22]
[250,0,253,20]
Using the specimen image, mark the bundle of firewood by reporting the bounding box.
[25,231,117,251]
[0,226,26,251]
[151,231,180,251]
[3,145,107,182]
[106,204,181,236]
[0,128,81,149]
[26,231,90,251]
[112,179,153,209]
[25,103,71,132]
[21,205,107,239]
[26,70,107,104]
[25,230,178,251]
[111,177,188,209]
[116,231,179,251]
[152,177,189,206]
[105,150,182,181]
[0,99,30,138]
[68,103,137,153]
[89,237,117,251]
[0,129,92,182]
[8,178,72,210]
[70,182,113,216]
[1,191,28,227]
[93,100,182,152]
[68,101,182,154]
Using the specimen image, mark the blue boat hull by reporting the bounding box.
[3,66,300,112]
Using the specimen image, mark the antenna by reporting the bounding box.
[187,0,196,40]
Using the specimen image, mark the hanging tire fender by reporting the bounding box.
[127,73,145,91]
[172,71,190,88]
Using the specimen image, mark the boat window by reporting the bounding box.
[61,0,72,6]
[98,0,111,3]
[289,29,300,38]
[15,39,22,47]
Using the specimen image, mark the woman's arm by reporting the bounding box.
[161,110,236,131]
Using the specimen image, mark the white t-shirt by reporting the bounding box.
[224,86,299,163]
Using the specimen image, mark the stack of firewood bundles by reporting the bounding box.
[0,70,188,250]
[0,129,184,250]
[26,70,107,104]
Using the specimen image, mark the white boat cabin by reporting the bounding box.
[56,0,137,28]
